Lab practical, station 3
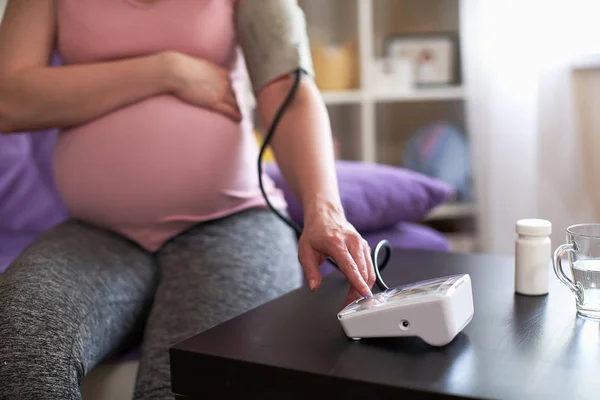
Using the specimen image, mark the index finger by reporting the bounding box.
[329,246,372,298]
[363,241,376,288]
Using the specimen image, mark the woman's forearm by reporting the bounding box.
[257,74,375,300]
[0,52,177,133]
[256,76,343,216]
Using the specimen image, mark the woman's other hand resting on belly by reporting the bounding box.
[0,1,240,134]
[167,51,241,123]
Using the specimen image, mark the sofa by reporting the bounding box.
[0,129,454,399]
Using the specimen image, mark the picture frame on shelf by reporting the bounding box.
[384,33,459,87]
[373,57,414,95]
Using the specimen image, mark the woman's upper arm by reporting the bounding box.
[234,0,314,96]
[0,0,55,76]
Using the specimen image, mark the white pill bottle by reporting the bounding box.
[515,219,552,296]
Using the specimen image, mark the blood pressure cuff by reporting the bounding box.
[235,0,315,94]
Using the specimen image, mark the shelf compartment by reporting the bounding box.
[327,103,363,162]
[371,0,463,91]
[299,0,361,92]
[375,100,467,168]
[372,0,460,58]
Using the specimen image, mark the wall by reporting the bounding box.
[461,0,600,255]
[0,0,6,22]
[460,0,545,254]
[535,2,600,250]
[538,67,600,248]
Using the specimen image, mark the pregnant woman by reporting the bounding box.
[0,0,375,399]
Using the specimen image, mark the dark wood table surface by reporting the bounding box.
[170,249,599,400]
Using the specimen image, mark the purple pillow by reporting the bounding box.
[0,130,69,235]
[265,160,454,233]
[0,53,68,235]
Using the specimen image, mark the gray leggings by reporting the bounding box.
[0,208,302,400]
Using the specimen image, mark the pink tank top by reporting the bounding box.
[53,0,286,252]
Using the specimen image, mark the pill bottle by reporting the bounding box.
[515,219,552,296]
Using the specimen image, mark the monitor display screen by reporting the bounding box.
[339,275,464,316]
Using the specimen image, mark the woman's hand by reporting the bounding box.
[298,198,376,307]
[165,51,242,122]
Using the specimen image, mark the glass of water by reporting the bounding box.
[553,223,600,319]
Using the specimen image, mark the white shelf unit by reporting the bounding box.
[321,86,464,105]
[299,0,466,160]
[320,90,363,105]
[374,86,464,103]
[297,0,478,250]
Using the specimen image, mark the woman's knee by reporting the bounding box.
[0,250,75,346]
[0,264,85,399]
[0,221,154,399]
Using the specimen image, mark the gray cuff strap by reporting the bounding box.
[235,0,315,94]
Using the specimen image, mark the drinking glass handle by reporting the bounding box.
[553,243,583,303]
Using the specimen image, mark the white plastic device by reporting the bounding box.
[337,274,474,346]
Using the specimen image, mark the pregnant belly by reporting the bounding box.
[53,95,264,231]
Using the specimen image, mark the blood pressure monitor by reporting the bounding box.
[337,274,474,346]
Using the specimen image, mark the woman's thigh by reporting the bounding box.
[133,207,303,399]
[0,219,159,400]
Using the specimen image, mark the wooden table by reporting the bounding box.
[170,249,599,399]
